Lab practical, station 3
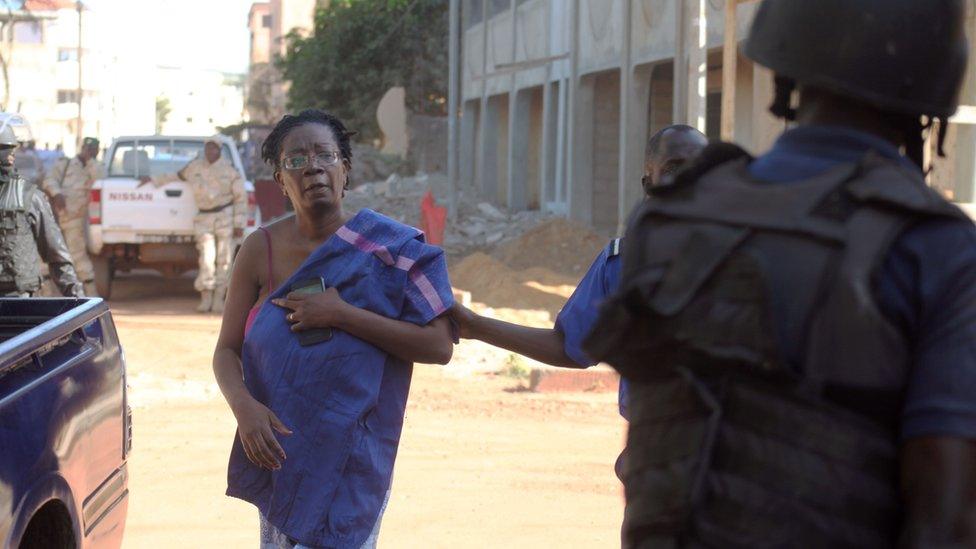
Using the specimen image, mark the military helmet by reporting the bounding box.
[743,0,968,118]
[0,113,32,149]
[0,122,16,148]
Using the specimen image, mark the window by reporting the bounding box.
[13,21,42,44]
[262,14,271,28]
[57,48,78,62]
[56,89,94,104]
[57,89,78,104]
[108,140,234,177]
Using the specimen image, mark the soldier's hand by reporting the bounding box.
[51,194,66,213]
[233,227,244,239]
[137,176,152,187]
[449,302,477,340]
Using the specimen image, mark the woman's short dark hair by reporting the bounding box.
[261,109,355,168]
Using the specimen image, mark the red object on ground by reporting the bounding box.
[420,190,447,246]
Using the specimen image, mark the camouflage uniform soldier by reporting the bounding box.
[0,121,83,298]
[142,139,246,313]
[42,137,103,297]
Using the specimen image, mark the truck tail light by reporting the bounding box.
[247,190,257,227]
[89,189,101,225]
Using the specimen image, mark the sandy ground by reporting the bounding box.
[109,272,626,548]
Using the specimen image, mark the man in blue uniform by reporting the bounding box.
[583,1,976,547]
[450,124,707,422]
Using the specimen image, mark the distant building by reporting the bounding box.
[245,0,321,124]
[0,1,95,153]
[154,67,245,136]
[456,0,976,234]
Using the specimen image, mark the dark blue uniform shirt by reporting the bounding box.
[556,240,629,419]
[750,125,976,440]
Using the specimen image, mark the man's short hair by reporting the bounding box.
[645,124,701,158]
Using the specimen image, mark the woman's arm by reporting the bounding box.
[273,289,454,365]
[213,231,291,471]
[449,303,579,368]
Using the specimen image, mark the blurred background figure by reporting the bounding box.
[42,136,103,297]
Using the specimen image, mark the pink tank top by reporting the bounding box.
[244,227,274,336]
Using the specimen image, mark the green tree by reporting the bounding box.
[280,0,448,141]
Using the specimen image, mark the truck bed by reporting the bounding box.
[0,299,90,344]
[0,297,130,548]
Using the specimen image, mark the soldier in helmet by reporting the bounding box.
[0,120,83,298]
[584,0,976,546]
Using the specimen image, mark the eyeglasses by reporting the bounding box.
[281,150,342,170]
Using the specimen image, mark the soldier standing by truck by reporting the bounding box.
[0,121,83,298]
[41,137,103,297]
[140,138,247,313]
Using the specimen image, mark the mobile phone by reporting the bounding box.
[290,276,334,346]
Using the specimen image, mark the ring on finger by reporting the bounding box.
[288,313,295,322]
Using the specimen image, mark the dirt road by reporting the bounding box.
[110,273,626,548]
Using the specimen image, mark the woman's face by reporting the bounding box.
[275,123,349,212]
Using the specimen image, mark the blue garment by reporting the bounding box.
[227,209,454,549]
[749,125,976,440]
[555,239,629,419]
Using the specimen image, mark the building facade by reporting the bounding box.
[458,0,976,235]
[245,0,320,124]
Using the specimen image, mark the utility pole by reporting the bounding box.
[447,0,459,222]
[75,0,83,149]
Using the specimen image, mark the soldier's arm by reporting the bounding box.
[144,163,189,187]
[450,303,579,368]
[899,437,976,547]
[232,170,247,230]
[29,189,83,297]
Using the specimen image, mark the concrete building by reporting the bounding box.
[154,67,245,136]
[245,0,321,123]
[0,1,106,153]
[455,0,976,235]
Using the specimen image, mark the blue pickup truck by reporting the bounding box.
[0,298,130,548]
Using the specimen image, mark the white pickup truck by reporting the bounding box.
[87,135,260,298]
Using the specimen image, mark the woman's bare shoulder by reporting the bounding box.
[264,213,296,233]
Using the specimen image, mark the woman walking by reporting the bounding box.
[212,110,455,548]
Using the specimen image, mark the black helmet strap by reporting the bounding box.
[902,116,951,173]
[770,76,798,121]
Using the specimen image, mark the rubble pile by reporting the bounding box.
[344,174,552,256]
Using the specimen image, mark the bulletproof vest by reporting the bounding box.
[0,174,41,293]
[584,146,970,549]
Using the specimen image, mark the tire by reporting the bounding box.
[93,255,114,299]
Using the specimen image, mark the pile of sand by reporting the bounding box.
[492,218,606,274]
[448,218,613,327]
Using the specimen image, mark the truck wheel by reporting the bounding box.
[93,256,114,299]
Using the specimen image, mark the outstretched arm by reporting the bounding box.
[273,289,454,365]
[450,303,580,369]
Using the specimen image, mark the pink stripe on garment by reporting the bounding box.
[395,256,416,271]
[410,270,446,315]
[335,225,397,266]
